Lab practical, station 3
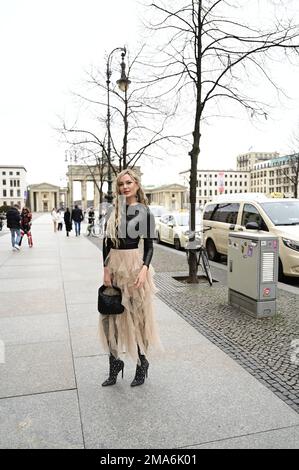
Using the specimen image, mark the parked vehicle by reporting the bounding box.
[202,194,299,277]
[148,205,168,226]
[156,210,202,250]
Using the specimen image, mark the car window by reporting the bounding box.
[203,204,217,220]
[214,203,240,224]
[260,201,299,226]
[241,204,268,230]
[160,215,170,224]
[172,212,202,226]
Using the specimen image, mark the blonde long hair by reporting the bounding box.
[106,169,148,247]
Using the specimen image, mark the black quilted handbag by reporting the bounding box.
[98,285,125,315]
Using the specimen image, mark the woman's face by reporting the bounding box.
[118,174,139,200]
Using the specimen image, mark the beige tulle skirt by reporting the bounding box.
[98,248,162,363]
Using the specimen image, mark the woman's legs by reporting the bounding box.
[130,345,149,387]
[101,316,124,386]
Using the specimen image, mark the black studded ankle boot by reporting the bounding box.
[130,350,149,387]
[102,354,124,387]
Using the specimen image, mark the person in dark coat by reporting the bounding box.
[6,204,21,250]
[71,205,84,236]
[64,208,72,237]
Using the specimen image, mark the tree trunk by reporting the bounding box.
[187,1,202,283]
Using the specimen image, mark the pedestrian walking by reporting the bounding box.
[99,168,161,387]
[19,207,33,247]
[63,208,72,237]
[71,205,84,236]
[6,204,21,251]
[57,209,64,231]
[51,208,59,232]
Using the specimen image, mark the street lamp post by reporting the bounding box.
[106,47,131,203]
[65,149,77,208]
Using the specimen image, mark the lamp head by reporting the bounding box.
[116,51,131,92]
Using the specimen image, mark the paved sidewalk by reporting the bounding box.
[0,213,298,449]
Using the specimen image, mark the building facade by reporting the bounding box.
[251,154,299,197]
[180,170,250,206]
[145,184,188,210]
[236,151,280,171]
[28,183,66,212]
[0,165,27,208]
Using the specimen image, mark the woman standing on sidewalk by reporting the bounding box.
[19,207,33,247]
[64,208,72,237]
[99,169,161,387]
[51,208,58,232]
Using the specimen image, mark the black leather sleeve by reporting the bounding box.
[102,237,113,267]
[102,206,114,267]
[143,209,155,267]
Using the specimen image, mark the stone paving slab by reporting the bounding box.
[0,390,84,449]
[0,313,69,345]
[0,341,75,398]
[75,350,299,449]
[3,257,60,267]
[0,264,62,279]
[190,425,299,449]
[74,298,299,449]
[67,303,103,358]
[0,289,66,317]
[0,278,62,293]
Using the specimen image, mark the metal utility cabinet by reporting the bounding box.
[228,232,279,317]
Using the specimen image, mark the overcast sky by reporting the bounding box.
[1,0,299,191]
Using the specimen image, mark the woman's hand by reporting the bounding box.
[134,265,148,289]
[103,267,113,287]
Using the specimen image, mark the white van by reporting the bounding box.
[203,194,299,278]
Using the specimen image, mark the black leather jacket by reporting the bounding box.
[6,207,21,229]
[103,204,155,268]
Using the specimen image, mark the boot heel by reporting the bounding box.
[121,364,124,379]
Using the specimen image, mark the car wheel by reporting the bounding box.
[174,237,181,250]
[206,239,220,261]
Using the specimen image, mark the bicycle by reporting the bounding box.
[86,217,105,238]
[185,227,213,286]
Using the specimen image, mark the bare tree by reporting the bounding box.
[145,0,299,282]
[58,46,186,181]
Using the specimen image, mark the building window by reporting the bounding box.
[9,171,13,175]
[16,172,20,175]
[3,189,6,197]
[10,180,13,187]
[2,179,6,185]
[2,171,5,175]
[10,190,13,197]
[17,190,20,197]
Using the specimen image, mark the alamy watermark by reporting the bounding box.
[0,340,5,364]
[290,339,299,366]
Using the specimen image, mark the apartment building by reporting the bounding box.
[251,154,299,197]
[236,151,279,171]
[179,169,250,206]
[0,165,27,208]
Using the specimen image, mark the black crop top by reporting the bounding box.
[102,204,156,268]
